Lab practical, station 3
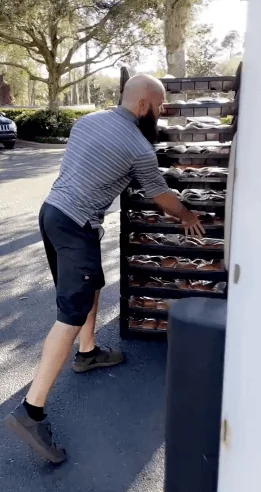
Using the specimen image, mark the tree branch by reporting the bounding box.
[65,50,129,72]
[59,53,129,92]
[26,48,46,64]
[59,1,125,71]
[0,33,34,49]
[0,61,48,83]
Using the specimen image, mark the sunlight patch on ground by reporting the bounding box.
[128,445,165,491]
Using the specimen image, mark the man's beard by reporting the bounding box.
[138,106,158,145]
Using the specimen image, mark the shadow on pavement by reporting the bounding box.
[0,147,64,183]
[0,314,167,492]
[1,169,166,491]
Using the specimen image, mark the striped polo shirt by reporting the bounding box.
[46,106,169,228]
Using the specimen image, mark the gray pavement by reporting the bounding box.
[0,146,166,492]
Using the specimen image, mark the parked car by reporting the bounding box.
[0,112,17,149]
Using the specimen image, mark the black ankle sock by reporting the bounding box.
[77,346,100,359]
[23,399,45,422]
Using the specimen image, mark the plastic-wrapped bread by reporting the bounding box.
[129,297,171,311]
[129,318,144,328]
[189,280,214,291]
[140,212,161,223]
[202,238,224,249]
[177,258,198,269]
[129,276,143,287]
[213,282,227,293]
[144,214,161,224]
[157,320,168,330]
[197,260,223,271]
[142,297,158,309]
[156,300,169,311]
[173,279,190,290]
[129,233,159,245]
[129,255,162,267]
[129,297,143,308]
[145,278,163,287]
[136,259,161,267]
[163,215,180,224]
[142,319,158,330]
[161,257,179,268]
[129,317,158,330]
[128,212,143,220]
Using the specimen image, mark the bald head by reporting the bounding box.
[122,74,165,105]
[121,74,165,144]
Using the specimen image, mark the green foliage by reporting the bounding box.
[0,108,34,120]
[221,116,233,125]
[34,136,68,144]
[0,108,95,140]
[0,0,161,109]
[221,30,241,58]
[217,56,243,76]
[186,24,220,76]
[89,75,119,108]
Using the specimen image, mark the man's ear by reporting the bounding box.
[139,98,148,116]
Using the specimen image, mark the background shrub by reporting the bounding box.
[0,108,95,142]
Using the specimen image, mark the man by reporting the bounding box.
[4,74,204,463]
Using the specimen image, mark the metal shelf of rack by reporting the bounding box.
[118,66,239,338]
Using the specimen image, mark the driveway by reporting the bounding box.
[0,146,166,492]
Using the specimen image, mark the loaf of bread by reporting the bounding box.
[129,318,144,328]
[129,233,159,244]
[142,297,157,308]
[129,296,171,311]
[163,215,180,224]
[128,212,143,221]
[156,301,169,310]
[141,212,161,223]
[189,281,213,291]
[157,320,168,330]
[129,297,144,307]
[145,279,163,287]
[161,257,179,268]
[142,318,158,329]
[177,258,197,269]
[198,260,223,271]
[129,277,143,287]
[129,317,168,331]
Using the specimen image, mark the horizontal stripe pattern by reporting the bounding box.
[46,107,169,227]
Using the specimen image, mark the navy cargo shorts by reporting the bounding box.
[39,202,105,326]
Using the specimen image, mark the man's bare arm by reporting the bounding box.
[153,190,192,221]
[153,190,205,237]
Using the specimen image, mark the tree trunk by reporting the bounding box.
[164,0,195,77]
[164,0,194,125]
[31,80,36,106]
[48,73,60,112]
[28,78,32,106]
[83,42,91,104]
[72,81,79,105]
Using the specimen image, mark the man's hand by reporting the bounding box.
[181,210,205,239]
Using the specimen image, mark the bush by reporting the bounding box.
[34,136,68,144]
[0,108,95,141]
[0,108,35,121]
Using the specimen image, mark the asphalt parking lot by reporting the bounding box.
[0,145,167,492]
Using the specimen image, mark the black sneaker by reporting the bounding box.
[72,346,124,373]
[4,403,67,464]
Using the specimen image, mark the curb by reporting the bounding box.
[17,140,66,149]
